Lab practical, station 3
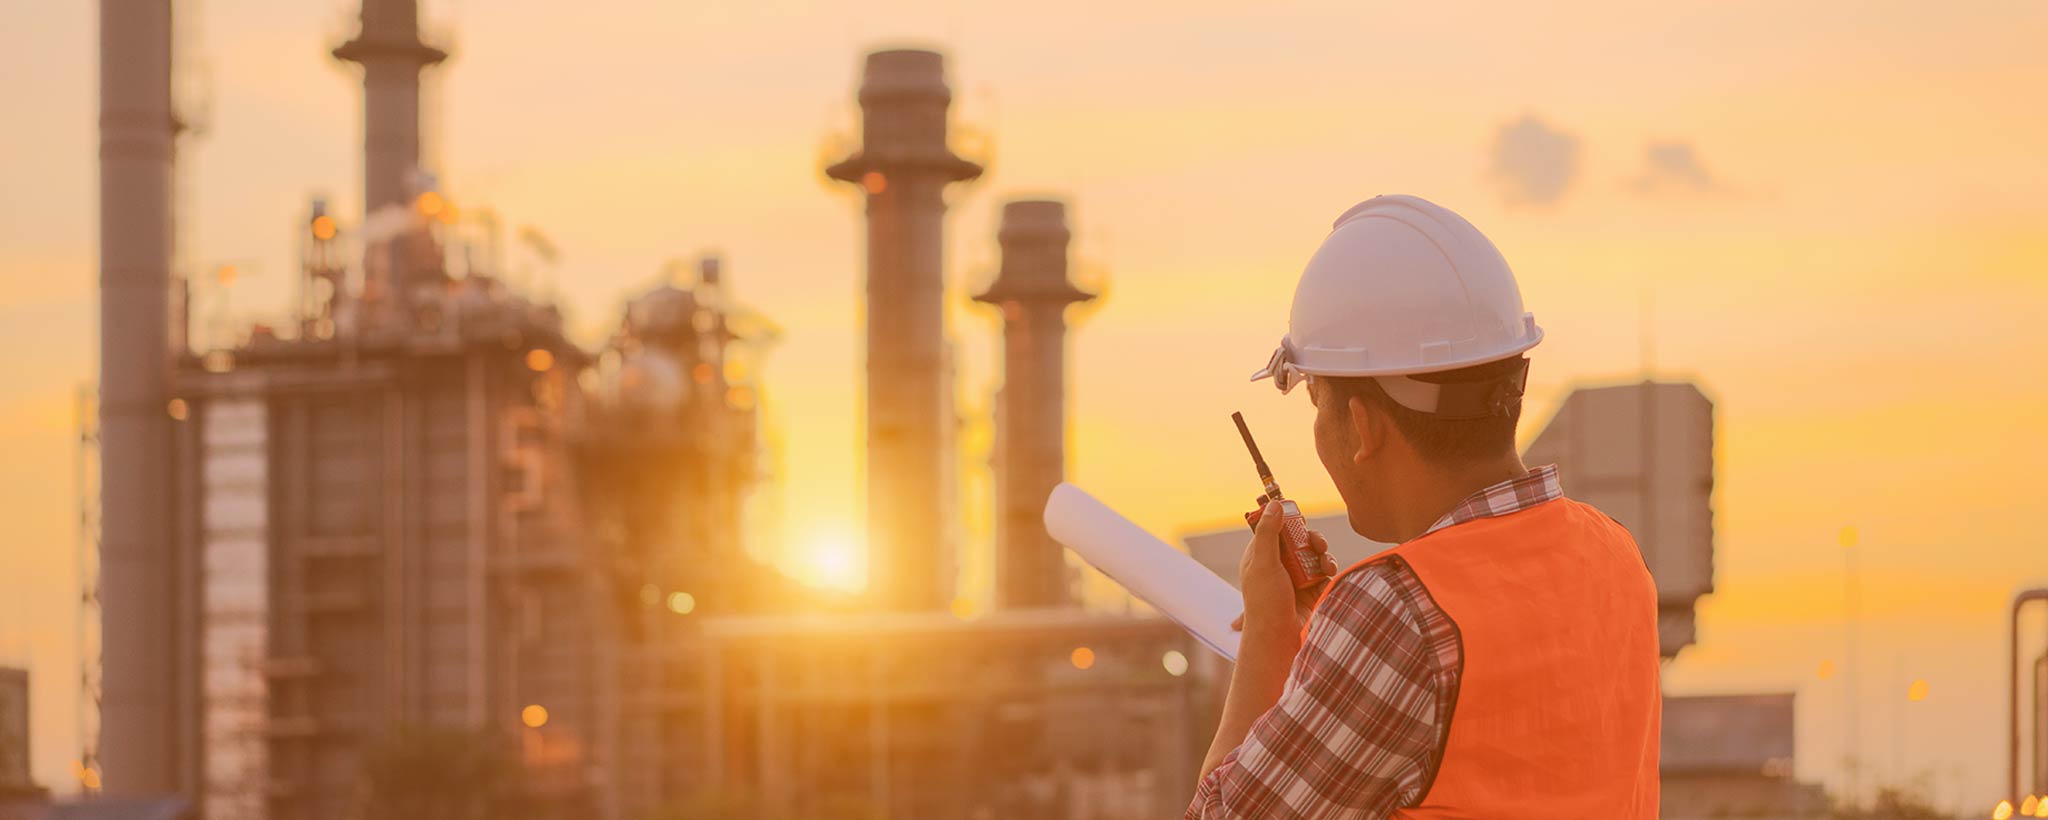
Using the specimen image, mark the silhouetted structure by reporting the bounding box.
[95,2,772,816]
[691,52,1206,820]
[331,0,445,219]
[826,49,984,612]
[976,201,1095,609]
[1523,381,1716,657]
[162,212,776,820]
[96,0,180,797]
[576,256,800,818]
[0,668,35,800]
[175,245,602,820]
[96,16,1208,817]
[1659,694,1826,819]
[2012,588,2048,802]
[690,611,1202,819]
[0,797,193,820]
[2036,649,2047,794]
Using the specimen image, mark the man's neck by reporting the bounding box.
[1388,454,1530,543]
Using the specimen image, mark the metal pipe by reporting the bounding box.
[2013,587,2048,801]
[97,0,179,795]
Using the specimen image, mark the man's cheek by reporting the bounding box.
[1312,410,1345,474]
[1311,415,1336,474]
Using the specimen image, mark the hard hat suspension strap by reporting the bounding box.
[1376,356,1529,420]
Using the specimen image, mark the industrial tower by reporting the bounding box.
[975,201,1095,609]
[97,0,181,797]
[825,49,983,611]
[89,0,770,815]
[332,0,446,219]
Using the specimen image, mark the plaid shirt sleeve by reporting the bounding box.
[1185,562,1454,819]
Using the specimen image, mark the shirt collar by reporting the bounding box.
[1419,463,1564,538]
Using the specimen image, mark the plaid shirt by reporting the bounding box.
[1186,464,1565,819]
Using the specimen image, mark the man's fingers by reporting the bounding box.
[1307,530,1335,577]
[1230,613,1244,631]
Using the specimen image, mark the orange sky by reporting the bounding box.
[4,0,2047,810]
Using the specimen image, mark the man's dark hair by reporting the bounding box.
[1319,356,1526,465]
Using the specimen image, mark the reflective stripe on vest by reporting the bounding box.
[1306,497,1662,819]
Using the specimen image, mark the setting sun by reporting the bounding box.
[792,534,865,592]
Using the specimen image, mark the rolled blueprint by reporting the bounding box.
[1044,482,1244,661]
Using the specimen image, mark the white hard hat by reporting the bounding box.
[1252,195,1543,418]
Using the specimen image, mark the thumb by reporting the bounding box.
[1250,500,1283,561]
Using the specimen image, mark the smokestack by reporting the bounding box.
[975,200,1095,609]
[98,0,179,794]
[826,49,982,611]
[333,0,446,218]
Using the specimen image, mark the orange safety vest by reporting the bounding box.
[1307,497,1662,819]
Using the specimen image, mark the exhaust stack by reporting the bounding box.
[975,200,1095,609]
[826,50,982,611]
[333,0,446,218]
[98,0,180,795]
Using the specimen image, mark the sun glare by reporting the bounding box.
[804,535,865,592]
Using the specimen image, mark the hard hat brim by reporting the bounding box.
[1251,321,1544,383]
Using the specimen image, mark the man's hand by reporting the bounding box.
[1198,501,1341,781]
[1231,501,1339,640]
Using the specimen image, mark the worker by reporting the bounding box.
[1187,195,1661,819]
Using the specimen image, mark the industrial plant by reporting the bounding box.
[82,1,1199,818]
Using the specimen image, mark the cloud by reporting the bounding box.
[1486,114,1581,209]
[1629,140,1723,195]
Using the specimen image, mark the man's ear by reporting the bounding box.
[1347,394,1382,465]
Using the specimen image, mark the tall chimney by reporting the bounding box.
[974,201,1095,609]
[826,49,982,611]
[98,0,179,794]
[333,0,445,218]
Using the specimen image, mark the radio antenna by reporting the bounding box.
[1231,412,1276,487]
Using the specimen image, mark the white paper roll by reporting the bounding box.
[1043,482,1244,661]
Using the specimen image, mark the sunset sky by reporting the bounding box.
[4,0,2046,810]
